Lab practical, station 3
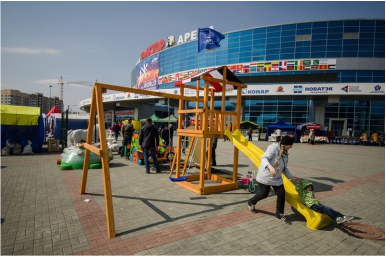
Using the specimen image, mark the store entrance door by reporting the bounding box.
[330,119,346,136]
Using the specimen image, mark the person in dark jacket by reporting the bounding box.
[161,124,170,146]
[139,118,160,173]
[295,179,354,224]
[120,118,134,157]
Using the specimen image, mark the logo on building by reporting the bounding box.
[369,85,384,94]
[341,85,362,93]
[166,36,175,47]
[174,90,178,94]
[293,85,303,94]
[276,86,284,92]
[126,93,131,98]
[304,86,333,93]
[242,88,269,94]
[113,95,125,100]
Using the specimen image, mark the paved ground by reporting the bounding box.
[1,135,385,255]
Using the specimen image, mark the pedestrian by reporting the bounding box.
[295,179,354,224]
[169,124,174,146]
[359,130,368,145]
[327,130,334,144]
[112,122,120,141]
[139,118,160,173]
[247,126,253,141]
[120,118,134,157]
[309,129,315,145]
[247,135,300,222]
[161,124,170,146]
[211,137,218,166]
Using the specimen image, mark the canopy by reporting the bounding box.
[140,114,161,122]
[296,122,327,140]
[1,105,40,125]
[158,114,178,123]
[46,106,61,117]
[240,120,260,130]
[266,120,296,140]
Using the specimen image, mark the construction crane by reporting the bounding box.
[58,76,94,101]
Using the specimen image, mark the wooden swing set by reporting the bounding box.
[80,66,247,238]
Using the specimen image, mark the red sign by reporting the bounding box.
[141,39,165,60]
[306,123,321,130]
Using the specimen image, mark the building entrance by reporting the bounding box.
[330,119,346,137]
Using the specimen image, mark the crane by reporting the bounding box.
[58,76,94,101]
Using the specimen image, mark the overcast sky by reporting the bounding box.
[1,1,384,111]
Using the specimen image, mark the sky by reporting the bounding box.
[1,1,385,112]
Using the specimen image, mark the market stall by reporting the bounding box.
[265,120,296,141]
[296,122,328,143]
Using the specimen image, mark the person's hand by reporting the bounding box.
[268,166,277,177]
[292,177,301,183]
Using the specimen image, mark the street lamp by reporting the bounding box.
[49,85,52,110]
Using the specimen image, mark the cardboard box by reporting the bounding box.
[48,139,60,152]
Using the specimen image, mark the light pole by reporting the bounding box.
[49,85,52,110]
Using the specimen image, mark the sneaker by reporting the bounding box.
[275,212,287,222]
[247,199,258,213]
[336,217,344,224]
[337,216,354,224]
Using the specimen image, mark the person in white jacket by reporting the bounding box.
[247,136,300,222]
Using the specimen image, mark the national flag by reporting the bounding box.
[279,61,287,71]
[265,66,271,72]
[313,60,319,65]
[271,67,279,71]
[250,63,257,67]
[303,60,311,67]
[271,61,279,66]
[257,67,264,72]
[319,65,328,70]
[328,65,336,69]
[174,66,243,92]
[319,59,328,64]
[287,60,297,66]
[287,66,295,71]
[250,66,257,72]
[198,28,225,52]
[304,66,311,70]
[257,62,264,67]
[311,65,319,70]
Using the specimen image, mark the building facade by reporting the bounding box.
[1,89,64,114]
[81,19,385,137]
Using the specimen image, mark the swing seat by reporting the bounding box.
[169,176,188,182]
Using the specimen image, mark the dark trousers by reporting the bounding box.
[121,135,132,157]
[250,182,286,214]
[248,134,252,141]
[143,147,160,173]
[310,204,343,220]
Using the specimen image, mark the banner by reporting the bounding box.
[198,28,225,52]
[136,53,160,90]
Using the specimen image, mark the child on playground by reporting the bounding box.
[295,179,354,224]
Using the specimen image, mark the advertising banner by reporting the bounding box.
[136,53,160,90]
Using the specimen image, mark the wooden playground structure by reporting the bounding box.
[80,66,247,238]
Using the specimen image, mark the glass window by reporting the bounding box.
[228,37,239,44]
[345,20,360,26]
[267,26,281,32]
[228,57,239,63]
[358,50,373,57]
[253,27,266,34]
[228,53,239,59]
[295,52,310,58]
[343,39,359,46]
[329,20,344,27]
[311,52,326,58]
[280,53,295,59]
[267,31,281,38]
[281,41,296,48]
[373,71,385,76]
[281,36,296,43]
[313,21,328,28]
[281,30,296,37]
[239,56,252,62]
[376,25,385,33]
[326,52,341,58]
[241,30,253,36]
[328,33,343,40]
[327,45,342,51]
[311,46,326,52]
[343,45,358,52]
[228,42,240,49]
[297,22,312,29]
[253,38,267,45]
[327,39,343,45]
[240,40,253,47]
[266,43,280,49]
[297,29,312,35]
[375,32,385,39]
[240,46,252,52]
[312,27,328,34]
[228,32,240,39]
[252,49,265,55]
[360,26,375,33]
[312,34,327,40]
[360,32,375,39]
[342,51,357,57]
[296,41,311,47]
[357,77,372,82]
[281,47,295,54]
[240,51,251,57]
[282,24,296,31]
[328,27,344,34]
[266,54,279,60]
[359,39,375,45]
[241,34,253,41]
[252,56,265,61]
[344,26,360,33]
[312,40,327,46]
[266,49,280,55]
[267,37,280,44]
